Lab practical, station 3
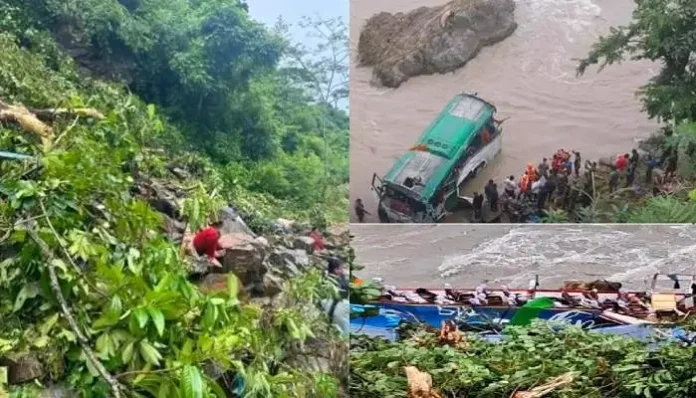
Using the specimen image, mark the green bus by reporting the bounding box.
[371,93,503,223]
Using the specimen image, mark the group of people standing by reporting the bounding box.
[469,146,665,222]
[470,149,583,221]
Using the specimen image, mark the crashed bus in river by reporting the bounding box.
[372,93,504,223]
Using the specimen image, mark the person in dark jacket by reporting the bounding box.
[472,192,484,221]
[354,198,370,222]
[328,257,349,297]
[484,180,499,212]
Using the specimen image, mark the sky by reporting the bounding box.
[247,0,348,39]
[247,0,349,110]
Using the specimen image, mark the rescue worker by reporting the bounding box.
[608,169,619,193]
[526,163,538,182]
[481,126,492,144]
[551,154,562,173]
[484,180,499,212]
[645,155,658,183]
[504,175,516,197]
[322,258,349,335]
[354,198,370,222]
[472,192,484,221]
[192,221,225,268]
[572,150,582,177]
[537,158,549,178]
[309,227,326,252]
[625,164,636,187]
[615,153,630,172]
[519,171,531,198]
[630,149,640,168]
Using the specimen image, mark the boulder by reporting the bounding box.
[255,236,269,247]
[188,257,211,277]
[2,353,45,384]
[218,207,255,236]
[293,236,316,253]
[325,223,350,248]
[272,218,296,234]
[162,214,187,242]
[262,273,286,297]
[219,234,268,287]
[358,0,517,87]
[268,247,310,271]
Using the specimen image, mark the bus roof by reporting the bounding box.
[383,93,496,201]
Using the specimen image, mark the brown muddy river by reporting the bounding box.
[349,0,659,223]
[351,224,696,290]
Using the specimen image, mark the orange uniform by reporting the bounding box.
[519,173,531,192]
[526,163,538,181]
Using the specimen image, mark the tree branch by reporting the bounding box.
[38,199,110,299]
[27,228,122,398]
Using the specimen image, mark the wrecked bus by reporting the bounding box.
[372,93,503,223]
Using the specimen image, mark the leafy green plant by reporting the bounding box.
[351,321,696,398]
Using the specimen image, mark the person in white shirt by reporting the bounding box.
[504,176,516,197]
[531,175,547,195]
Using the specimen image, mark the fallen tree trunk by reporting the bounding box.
[0,99,105,147]
[0,100,52,145]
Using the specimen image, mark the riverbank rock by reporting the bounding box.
[358,0,517,87]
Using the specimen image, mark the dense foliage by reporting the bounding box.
[351,322,696,398]
[0,0,348,396]
[0,0,349,224]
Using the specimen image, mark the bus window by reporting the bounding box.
[481,127,491,144]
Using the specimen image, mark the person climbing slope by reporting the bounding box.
[309,227,326,252]
[192,221,225,268]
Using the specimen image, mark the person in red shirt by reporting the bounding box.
[615,153,630,172]
[309,228,326,252]
[192,221,224,268]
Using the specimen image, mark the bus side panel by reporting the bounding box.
[456,133,503,186]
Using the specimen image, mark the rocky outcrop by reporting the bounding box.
[358,0,517,87]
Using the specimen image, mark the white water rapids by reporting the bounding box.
[351,225,696,290]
